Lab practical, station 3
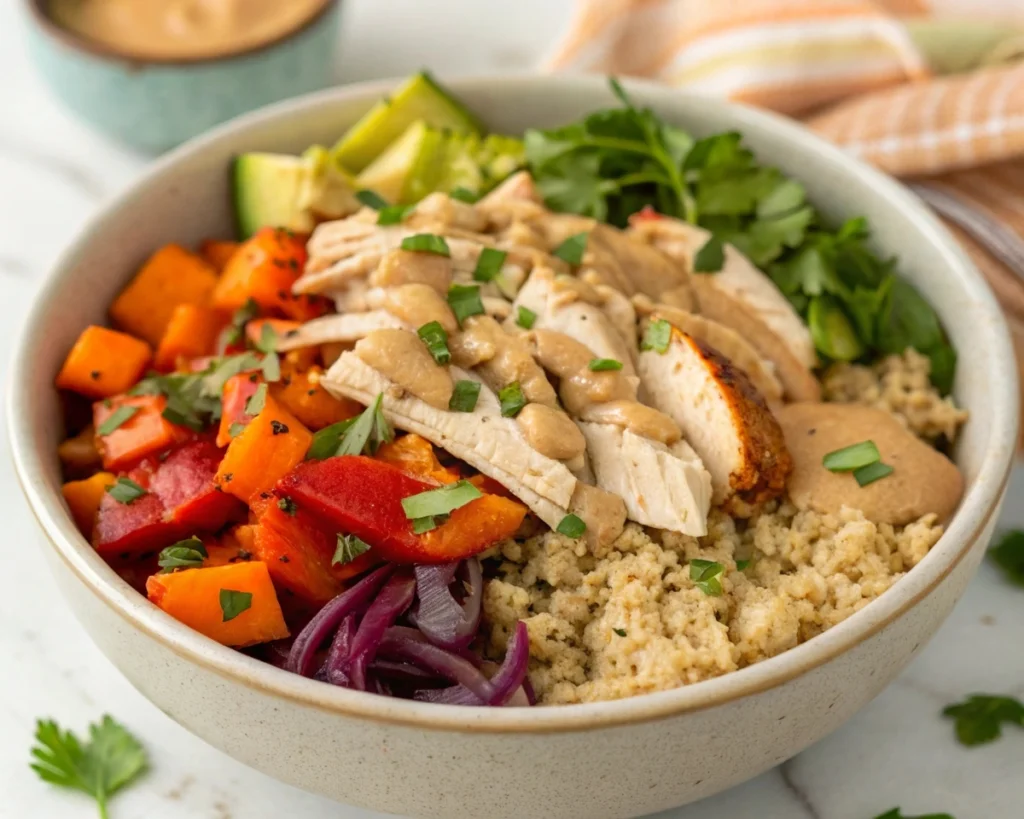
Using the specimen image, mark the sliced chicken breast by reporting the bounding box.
[578,423,711,536]
[275,310,403,352]
[638,324,792,510]
[583,223,691,299]
[628,216,817,369]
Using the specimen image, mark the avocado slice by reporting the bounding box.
[332,72,484,174]
[478,134,526,189]
[233,148,359,238]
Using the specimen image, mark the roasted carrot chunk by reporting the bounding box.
[110,244,219,345]
[146,561,289,647]
[62,471,116,538]
[215,394,312,504]
[216,372,262,448]
[56,326,153,399]
[271,365,362,431]
[211,228,324,320]
[154,304,226,372]
[93,394,189,471]
[420,495,526,561]
[376,434,459,485]
[253,504,345,606]
[199,239,241,273]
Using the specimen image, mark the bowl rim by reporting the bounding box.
[9,74,1018,735]
[23,0,341,66]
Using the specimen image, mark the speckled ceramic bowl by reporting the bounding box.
[23,0,342,154]
[8,77,1018,819]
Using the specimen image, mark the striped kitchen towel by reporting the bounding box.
[550,0,1024,443]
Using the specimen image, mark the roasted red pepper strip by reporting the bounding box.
[216,372,262,447]
[275,455,525,564]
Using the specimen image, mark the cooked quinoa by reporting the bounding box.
[482,349,966,705]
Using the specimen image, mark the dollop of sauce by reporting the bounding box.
[530,330,636,413]
[580,400,680,445]
[453,316,558,407]
[355,329,453,410]
[777,402,964,525]
[370,249,453,294]
[380,283,458,334]
[49,0,330,60]
[516,403,587,460]
[569,483,626,554]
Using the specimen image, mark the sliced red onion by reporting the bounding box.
[413,557,483,651]
[413,620,530,707]
[380,626,495,701]
[346,570,417,690]
[521,675,537,706]
[324,615,356,687]
[285,565,394,677]
[370,659,440,681]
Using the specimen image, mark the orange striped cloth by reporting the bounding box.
[550,0,1024,441]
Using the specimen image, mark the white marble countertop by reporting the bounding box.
[0,1,1021,817]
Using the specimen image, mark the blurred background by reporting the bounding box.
[3,1,1023,818]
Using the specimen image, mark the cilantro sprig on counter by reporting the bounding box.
[525,78,955,391]
[30,715,148,819]
[942,694,1024,746]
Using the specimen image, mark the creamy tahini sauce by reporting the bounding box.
[454,316,558,407]
[381,284,458,334]
[370,249,453,294]
[50,0,329,60]
[581,400,680,445]
[516,403,586,460]
[355,330,453,410]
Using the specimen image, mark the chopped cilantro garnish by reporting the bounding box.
[447,284,485,326]
[106,478,146,505]
[690,559,725,596]
[378,204,414,225]
[244,383,268,416]
[556,514,586,538]
[449,186,479,204]
[219,589,252,622]
[356,189,388,210]
[693,235,724,272]
[942,694,1024,746]
[333,533,371,565]
[515,306,537,329]
[157,537,208,573]
[552,232,588,265]
[401,480,482,523]
[641,319,671,354]
[306,393,392,460]
[96,405,139,436]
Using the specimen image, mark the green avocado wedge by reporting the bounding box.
[332,72,485,174]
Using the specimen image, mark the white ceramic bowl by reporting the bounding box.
[9,76,1018,819]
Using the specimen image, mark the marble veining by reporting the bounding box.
[0,1,1020,817]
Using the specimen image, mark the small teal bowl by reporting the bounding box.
[24,0,343,154]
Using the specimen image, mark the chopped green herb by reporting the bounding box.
[808,294,864,362]
[306,393,393,460]
[106,478,147,505]
[255,323,278,354]
[449,186,479,204]
[449,380,481,413]
[30,715,148,819]
[157,537,208,573]
[822,440,880,472]
[401,233,451,256]
[873,810,955,819]
[989,529,1024,586]
[498,381,527,418]
[736,559,751,571]
[588,358,623,372]
[378,204,414,225]
[401,480,482,522]
[447,284,485,326]
[333,533,371,565]
[417,321,451,365]
[556,514,586,538]
[693,236,725,273]
[220,298,260,349]
[552,232,588,265]
[473,247,507,282]
[942,694,1024,746]
[641,319,671,354]
[96,405,139,436]
[612,628,627,637]
[228,422,246,439]
[411,515,445,534]
[356,189,388,210]
[854,461,894,487]
[690,559,725,596]
[306,417,357,460]
[244,383,268,416]
[219,589,253,622]
[515,305,537,329]
[260,350,281,383]
[277,497,297,516]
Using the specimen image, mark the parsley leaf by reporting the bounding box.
[942,694,1024,746]
[690,559,725,596]
[219,589,253,622]
[30,715,148,819]
[552,232,589,265]
[244,383,268,416]
[693,236,724,273]
[106,478,146,505]
[990,529,1024,586]
[333,533,371,565]
[306,393,393,460]
[556,514,586,538]
[157,537,208,573]
[356,189,388,210]
[401,480,482,521]
[96,406,139,436]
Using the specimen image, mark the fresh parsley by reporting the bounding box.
[30,715,148,819]
[306,393,393,460]
[96,406,139,436]
[401,480,482,522]
[989,529,1024,586]
[356,189,388,210]
[417,321,451,365]
[378,204,414,225]
[690,559,725,596]
[556,514,586,538]
[498,382,527,418]
[333,533,371,565]
[641,319,671,354]
[244,383,268,416]
[449,186,479,204]
[219,589,253,622]
[942,694,1024,746]
[473,247,507,282]
[613,628,627,637]
[525,78,955,391]
[449,380,481,413]
[106,478,146,505]
[219,298,260,350]
[447,284,485,326]
[157,537,208,573]
[254,325,281,382]
[552,232,588,265]
[588,358,623,372]
[515,306,537,330]
[401,233,451,256]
